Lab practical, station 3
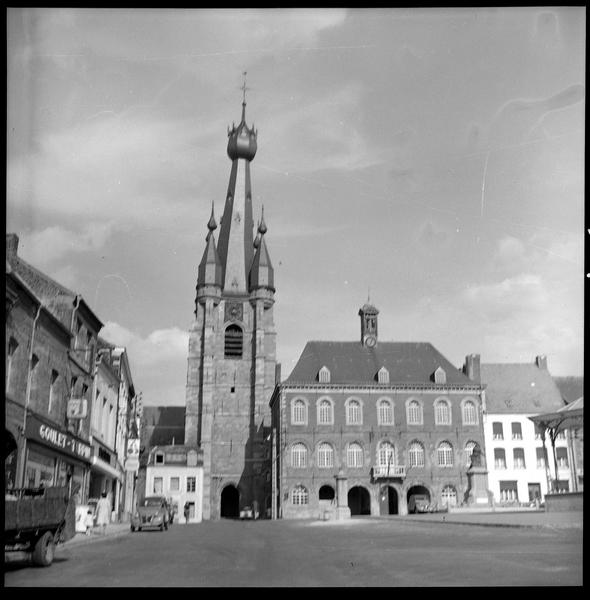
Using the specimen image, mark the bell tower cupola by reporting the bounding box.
[359,298,379,348]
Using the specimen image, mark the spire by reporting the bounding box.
[217,84,259,294]
[197,210,223,290]
[249,210,274,292]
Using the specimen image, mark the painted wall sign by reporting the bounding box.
[26,413,92,462]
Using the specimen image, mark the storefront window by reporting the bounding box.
[26,448,56,488]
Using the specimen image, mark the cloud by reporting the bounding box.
[259,83,380,173]
[16,223,114,267]
[100,321,189,367]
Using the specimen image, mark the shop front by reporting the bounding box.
[23,412,92,500]
[89,441,125,520]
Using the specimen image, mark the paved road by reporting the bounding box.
[4,517,583,587]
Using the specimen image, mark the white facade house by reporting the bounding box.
[145,446,204,523]
[481,356,574,504]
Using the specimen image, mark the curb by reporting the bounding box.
[59,529,131,549]
[393,516,582,530]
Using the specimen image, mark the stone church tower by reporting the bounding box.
[185,92,276,520]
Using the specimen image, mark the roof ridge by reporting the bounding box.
[14,255,76,297]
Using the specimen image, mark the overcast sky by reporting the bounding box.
[7,8,585,407]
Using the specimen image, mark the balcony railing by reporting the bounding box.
[372,465,406,478]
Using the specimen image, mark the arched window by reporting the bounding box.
[347,443,364,468]
[317,443,334,468]
[317,398,333,425]
[291,443,307,468]
[346,399,362,425]
[224,324,243,358]
[462,400,477,425]
[437,442,454,467]
[292,485,309,505]
[378,399,394,425]
[291,399,307,425]
[441,485,457,507]
[378,441,395,467]
[434,399,451,425]
[407,399,423,425]
[408,441,425,468]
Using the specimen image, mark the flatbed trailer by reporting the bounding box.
[5,485,76,567]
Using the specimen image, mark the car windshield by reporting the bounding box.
[144,498,164,507]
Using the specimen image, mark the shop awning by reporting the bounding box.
[91,455,124,481]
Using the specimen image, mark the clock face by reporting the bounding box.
[365,336,376,348]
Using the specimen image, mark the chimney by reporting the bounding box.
[275,363,282,386]
[535,355,547,370]
[6,233,19,261]
[463,354,481,382]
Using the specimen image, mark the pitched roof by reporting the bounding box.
[285,341,476,386]
[553,376,584,405]
[480,363,565,414]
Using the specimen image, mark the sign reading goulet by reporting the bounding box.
[26,414,92,462]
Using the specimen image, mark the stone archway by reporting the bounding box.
[220,484,240,519]
[406,484,431,513]
[348,485,371,516]
[379,485,399,515]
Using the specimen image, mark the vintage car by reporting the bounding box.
[408,494,432,514]
[131,496,172,532]
[239,505,259,520]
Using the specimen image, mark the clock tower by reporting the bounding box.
[359,302,379,348]
[184,85,276,520]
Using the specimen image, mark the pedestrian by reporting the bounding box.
[85,509,94,535]
[184,502,190,524]
[95,492,111,535]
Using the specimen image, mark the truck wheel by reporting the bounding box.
[32,531,55,567]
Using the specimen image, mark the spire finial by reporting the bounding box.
[367,286,371,304]
[258,205,267,235]
[206,201,217,239]
[240,71,250,122]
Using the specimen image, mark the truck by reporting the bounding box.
[5,485,77,567]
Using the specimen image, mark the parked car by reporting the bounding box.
[408,494,432,514]
[131,496,171,532]
[240,505,259,520]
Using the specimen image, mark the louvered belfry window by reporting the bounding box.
[224,324,243,358]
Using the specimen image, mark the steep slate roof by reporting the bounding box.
[553,376,584,405]
[480,363,565,414]
[285,341,475,386]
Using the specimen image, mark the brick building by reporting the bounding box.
[183,94,277,520]
[270,302,487,519]
[5,235,98,498]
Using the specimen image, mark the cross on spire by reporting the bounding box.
[241,71,249,105]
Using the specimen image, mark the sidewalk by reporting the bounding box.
[61,522,132,548]
[393,509,583,529]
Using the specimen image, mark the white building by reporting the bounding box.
[144,445,204,523]
[481,356,574,504]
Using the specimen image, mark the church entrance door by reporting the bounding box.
[220,484,240,518]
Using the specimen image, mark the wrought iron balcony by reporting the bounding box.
[372,465,406,478]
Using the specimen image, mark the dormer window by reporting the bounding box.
[377,367,389,384]
[433,366,446,384]
[318,366,331,384]
[155,452,164,464]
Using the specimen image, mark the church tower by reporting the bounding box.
[185,84,276,520]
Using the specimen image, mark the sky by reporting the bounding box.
[6,7,585,407]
